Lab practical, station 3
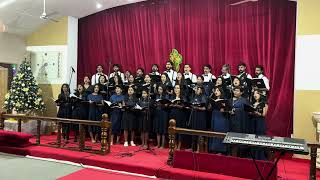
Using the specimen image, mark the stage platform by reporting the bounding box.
[0,135,319,180]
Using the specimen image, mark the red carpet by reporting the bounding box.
[57,168,156,180]
[0,135,319,180]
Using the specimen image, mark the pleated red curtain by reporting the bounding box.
[78,0,296,137]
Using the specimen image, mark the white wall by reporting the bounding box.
[0,33,26,64]
[295,35,320,90]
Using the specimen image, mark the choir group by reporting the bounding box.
[55,61,269,159]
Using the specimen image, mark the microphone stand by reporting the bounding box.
[106,59,112,99]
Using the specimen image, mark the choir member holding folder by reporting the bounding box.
[56,84,72,143]
[109,85,125,145]
[87,84,104,143]
[122,86,138,147]
[137,87,153,148]
[208,87,229,154]
[169,84,188,150]
[246,90,268,160]
[189,85,207,152]
[153,85,169,148]
[71,84,88,142]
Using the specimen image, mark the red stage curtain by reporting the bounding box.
[78,0,296,137]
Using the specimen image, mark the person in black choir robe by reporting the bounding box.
[71,84,88,142]
[229,86,249,132]
[231,76,249,98]
[149,64,161,75]
[87,84,104,143]
[56,84,72,142]
[237,63,252,96]
[142,74,156,96]
[109,74,123,96]
[153,85,169,148]
[229,86,249,157]
[175,72,189,97]
[138,88,153,148]
[250,90,268,160]
[209,87,229,154]
[109,85,125,145]
[169,84,188,150]
[189,86,207,152]
[98,75,108,100]
[83,76,93,95]
[122,86,138,147]
[158,73,173,95]
[123,70,131,84]
[135,68,145,84]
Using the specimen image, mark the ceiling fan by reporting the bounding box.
[18,0,59,22]
[230,0,258,6]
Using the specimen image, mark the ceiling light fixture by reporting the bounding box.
[96,2,102,9]
[0,0,16,9]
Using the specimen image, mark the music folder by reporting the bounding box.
[209,98,230,110]
[251,78,266,89]
[244,104,256,112]
[155,98,171,105]
[150,74,161,83]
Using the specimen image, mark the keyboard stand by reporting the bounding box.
[249,149,285,180]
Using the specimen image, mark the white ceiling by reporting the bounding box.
[0,0,145,36]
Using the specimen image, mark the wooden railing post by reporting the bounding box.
[167,119,176,165]
[199,136,204,152]
[100,114,109,154]
[0,112,4,130]
[56,122,62,148]
[36,120,41,145]
[79,124,85,151]
[204,137,208,153]
[308,143,319,180]
[17,118,22,132]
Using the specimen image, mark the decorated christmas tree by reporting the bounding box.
[3,59,45,113]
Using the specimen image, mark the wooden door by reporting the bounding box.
[0,67,8,112]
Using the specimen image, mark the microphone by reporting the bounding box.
[71,66,75,73]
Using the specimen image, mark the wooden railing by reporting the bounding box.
[167,119,227,165]
[307,142,320,180]
[0,112,112,155]
[167,119,320,180]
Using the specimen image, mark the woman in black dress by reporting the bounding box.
[189,86,207,152]
[83,76,93,95]
[138,88,152,148]
[56,83,72,142]
[87,84,104,143]
[250,90,268,160]
[71,84,88,142]
[98,75,108,100]
[122,86,138,147]
[153,85,169,148]
[158,73,173,95]
[169,84,187,150]
[109,85,125,145]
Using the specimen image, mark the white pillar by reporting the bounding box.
[66,16,78,92]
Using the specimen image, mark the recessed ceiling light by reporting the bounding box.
[0,0,16,9]
[128,0,135,2]
[96,2,102,9]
